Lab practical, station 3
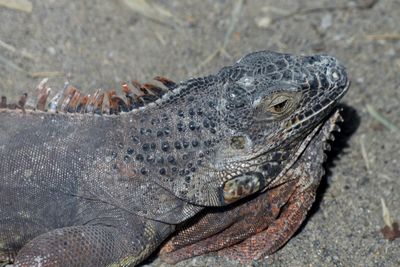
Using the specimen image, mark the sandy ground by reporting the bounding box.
[1,0,399,266]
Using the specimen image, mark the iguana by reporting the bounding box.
[0,51,349,267]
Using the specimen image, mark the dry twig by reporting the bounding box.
[121,0,184,27]
[0,0,32,13]
[366,104,399,133]
[380,198,400,241]
[359,134,371,174]
[191,0,244,75]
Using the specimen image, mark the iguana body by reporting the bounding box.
[0,51,349,266]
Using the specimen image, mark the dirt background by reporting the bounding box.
[1,0,399,266]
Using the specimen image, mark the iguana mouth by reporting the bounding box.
[266,108,343,190]
[284,78,350,133]
[222,109,343,203]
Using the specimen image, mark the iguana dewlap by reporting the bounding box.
[0,51,349,266]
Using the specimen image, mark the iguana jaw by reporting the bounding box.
[218,89,348,199]
[285,78,349,133]
[267,108,343,190]
[222,108,343,203]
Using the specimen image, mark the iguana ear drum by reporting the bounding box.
[222,172,264,204]
[230,136,246,150]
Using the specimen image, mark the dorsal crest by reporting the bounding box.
[0,76,178,115]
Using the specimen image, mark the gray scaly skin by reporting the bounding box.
[0,51,349,266]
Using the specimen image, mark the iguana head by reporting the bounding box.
[218,51,348,154]
[213,51,349,204]
[101,50,349,207]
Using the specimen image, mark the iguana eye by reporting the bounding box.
[267,95,292,114]
[253,91,299,122]
[270,100,288,113]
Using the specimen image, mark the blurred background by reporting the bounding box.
[0,0,399,266]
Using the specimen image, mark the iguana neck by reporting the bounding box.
[112,84,223,185]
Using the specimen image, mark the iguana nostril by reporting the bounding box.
[332,71,340,81]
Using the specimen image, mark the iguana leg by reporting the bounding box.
[14,221,172,267]
[160,180,298,264]
[218,181,318,262]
